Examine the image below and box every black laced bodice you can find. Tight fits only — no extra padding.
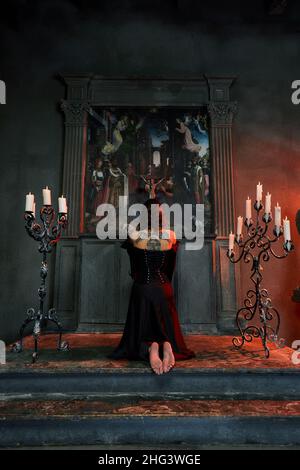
[121,238,179,285]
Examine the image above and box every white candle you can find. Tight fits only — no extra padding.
[265,192,271,214]
[42,186,51,206]
[237,216,243,236]
[229,231,235,250]
[275,202,281,227]
[283,217,291,242]
[246,197,252,220]
[25,192,34,212]
[256,182,263,202]
[58,195,67,213]
[32,202,36,217]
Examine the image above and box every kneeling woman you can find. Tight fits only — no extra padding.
[108,198,195,374]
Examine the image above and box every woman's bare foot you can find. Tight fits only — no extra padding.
[163,341,175,373]
[149,342,163,375]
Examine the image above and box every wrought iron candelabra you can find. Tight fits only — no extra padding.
[12,204,69,362]
[227,201,294,358]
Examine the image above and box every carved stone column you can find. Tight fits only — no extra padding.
[59,74,91,237]
[208,101,237,236]
[206,77,238,331]
[60,100,88,237]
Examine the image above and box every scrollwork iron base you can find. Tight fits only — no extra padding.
[11,307,69,363]
[232,285,283,359]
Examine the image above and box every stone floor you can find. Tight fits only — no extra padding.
[4,332,298,371]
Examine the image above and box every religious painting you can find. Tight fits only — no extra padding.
[84,107,211,233]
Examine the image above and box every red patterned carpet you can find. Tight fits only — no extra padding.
[0,398,300,418]
[4,332,298,370]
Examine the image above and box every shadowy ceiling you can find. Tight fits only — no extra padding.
[0,0,299,31]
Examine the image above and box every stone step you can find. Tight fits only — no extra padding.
[1,367,300,400]
[1,397,300,447]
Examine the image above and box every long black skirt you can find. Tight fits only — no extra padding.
[107,280,196,362]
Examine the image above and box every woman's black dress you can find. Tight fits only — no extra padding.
[107,238,196,362]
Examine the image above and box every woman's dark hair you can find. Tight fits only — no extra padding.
[144,198,163,230]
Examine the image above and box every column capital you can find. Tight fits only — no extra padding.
[208,101,238,127]
[60,100,89,126]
